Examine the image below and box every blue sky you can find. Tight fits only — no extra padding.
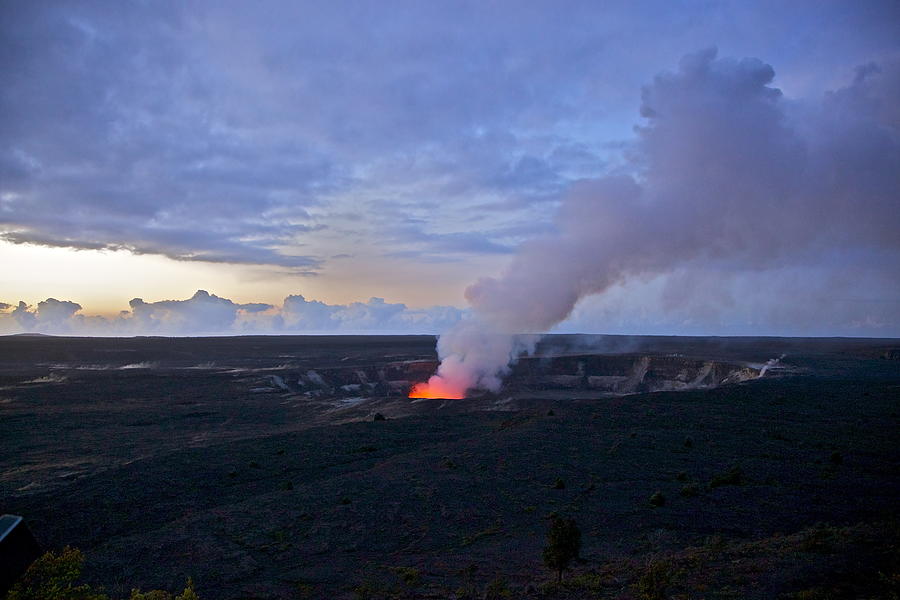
[1,1,898,336]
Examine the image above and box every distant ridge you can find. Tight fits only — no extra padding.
[4,333,54,337]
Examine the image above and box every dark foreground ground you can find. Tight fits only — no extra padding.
[1,334,899,599]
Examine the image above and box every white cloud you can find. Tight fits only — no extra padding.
[0,290,466,336]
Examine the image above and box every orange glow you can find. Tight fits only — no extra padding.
[408,377,466,399]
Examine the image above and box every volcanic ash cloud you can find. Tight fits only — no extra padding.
[415,48,900,398]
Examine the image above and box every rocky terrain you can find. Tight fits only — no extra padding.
[1,334,899,598]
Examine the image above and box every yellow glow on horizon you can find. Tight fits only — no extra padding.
[0,241,489,316]
[0,241,257,316]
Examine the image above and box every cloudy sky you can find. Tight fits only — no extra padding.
[1,1,898,336]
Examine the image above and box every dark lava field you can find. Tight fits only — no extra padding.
[1,334,899,599]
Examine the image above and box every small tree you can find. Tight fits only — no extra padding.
[542,516,581,583]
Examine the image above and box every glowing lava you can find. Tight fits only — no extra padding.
[408,376,466,399]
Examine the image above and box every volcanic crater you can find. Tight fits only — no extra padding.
[1,334,898,599]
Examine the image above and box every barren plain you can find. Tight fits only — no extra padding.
[1,334,899,599]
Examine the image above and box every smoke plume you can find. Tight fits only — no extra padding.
[417,49,900,398]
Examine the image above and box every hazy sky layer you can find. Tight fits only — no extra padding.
[1,1,898,335]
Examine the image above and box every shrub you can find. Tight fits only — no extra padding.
[877,569,900,599]
[352,580,388,600]
[484,576,513,599]
[131,579,198,600]
[633,557,675,600]
[542,516,581,583]
[6,547,200,600]
[552,478,566,490]
[791,587,838,599]
[129,592,170,600]
[680,483,700,498]
[390,566,420,587]
[649,491,666,507]
[5,547,107,600]
[455,564,479,599]
[372,412,386,421]
[709,465,743,488]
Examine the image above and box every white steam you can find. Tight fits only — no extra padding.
[758,354,786,378]
[427,49,900,396]
[428,321,538,393]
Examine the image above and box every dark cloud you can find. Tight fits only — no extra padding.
[0,2,337,267]
[4,2,896,269]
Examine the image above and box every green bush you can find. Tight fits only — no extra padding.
[5,547,107,600]
[128,592,169,600]
[130,579,198,600]
[4,547,200,600]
